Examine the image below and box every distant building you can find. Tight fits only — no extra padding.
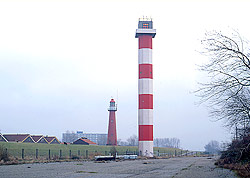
[62,131,107,145]
[80,133,107,145]
[72,137,96,145]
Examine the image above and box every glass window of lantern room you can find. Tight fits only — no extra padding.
[143,23,149,29]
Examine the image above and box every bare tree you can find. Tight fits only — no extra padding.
[197,30,250,129]
[117,139,129,146]
[204,140,221,154]
[154,138,180,148]
[127,135,138,146]
[62,130,78,143]
[210,88,250,129]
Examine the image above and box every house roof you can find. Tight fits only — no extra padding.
[31,135,43,142]
[1,134,59,144]
[75,137,96,145]
[0,133,8,142]
[37,137,49,144]
[3,134,30,142]
[44,136,60,144]
[44,136,54,142]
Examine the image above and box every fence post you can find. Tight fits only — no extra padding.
[78,150,80,157]
[5,148,7,156]
[36,149,38,159]
[105,151,107,156]
[48,149,51,160]
[59,150,62,159]
[69,150,71,158]
[181,150,182,156]
[22,149,24,159]
[86,150,88,159]
[4,148,7,159]
[175,150,177,157]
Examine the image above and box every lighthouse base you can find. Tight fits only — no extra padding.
[139,141,154,157]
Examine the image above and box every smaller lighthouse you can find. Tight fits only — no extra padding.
[107,99,117,145]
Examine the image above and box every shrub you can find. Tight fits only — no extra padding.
[0,145,9,162]
[218,135,250,165]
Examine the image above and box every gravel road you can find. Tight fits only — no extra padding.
[0,157,237,178]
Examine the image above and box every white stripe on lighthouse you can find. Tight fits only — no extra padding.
[139,48,152,64]
[138,141,154,157]
[139,109,153,125]
[138,79,153,94]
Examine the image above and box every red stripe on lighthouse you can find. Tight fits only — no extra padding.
[139,125,153,141]
[139,35,152,49]
[139,94,153,109]
[139,64,153,79]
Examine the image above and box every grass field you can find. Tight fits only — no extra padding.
[0,142,183,159]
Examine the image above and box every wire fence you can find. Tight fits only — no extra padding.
[2,148,193,160]
[3,148,139,160]
[5,148,198,160]
[0,142,198,161]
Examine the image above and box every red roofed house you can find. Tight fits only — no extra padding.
[0,133,7,142]
[73,137,96,145]
[44,136,60,144]
[31,135,49,144]
[3,134,35,143]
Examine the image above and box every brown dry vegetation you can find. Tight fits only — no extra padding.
[216,135,250,177]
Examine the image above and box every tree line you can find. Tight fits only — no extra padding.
[118,135,180,148]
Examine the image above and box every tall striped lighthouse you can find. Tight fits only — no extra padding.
[135,18,156,157]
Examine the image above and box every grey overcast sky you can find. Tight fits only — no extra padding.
[1,0,250,151]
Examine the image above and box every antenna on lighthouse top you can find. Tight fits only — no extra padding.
[139,16,152,22]
[116,89,119,106]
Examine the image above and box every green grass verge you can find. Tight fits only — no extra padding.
[0,142,182,159]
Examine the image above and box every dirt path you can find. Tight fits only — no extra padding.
[0,157,237,178]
